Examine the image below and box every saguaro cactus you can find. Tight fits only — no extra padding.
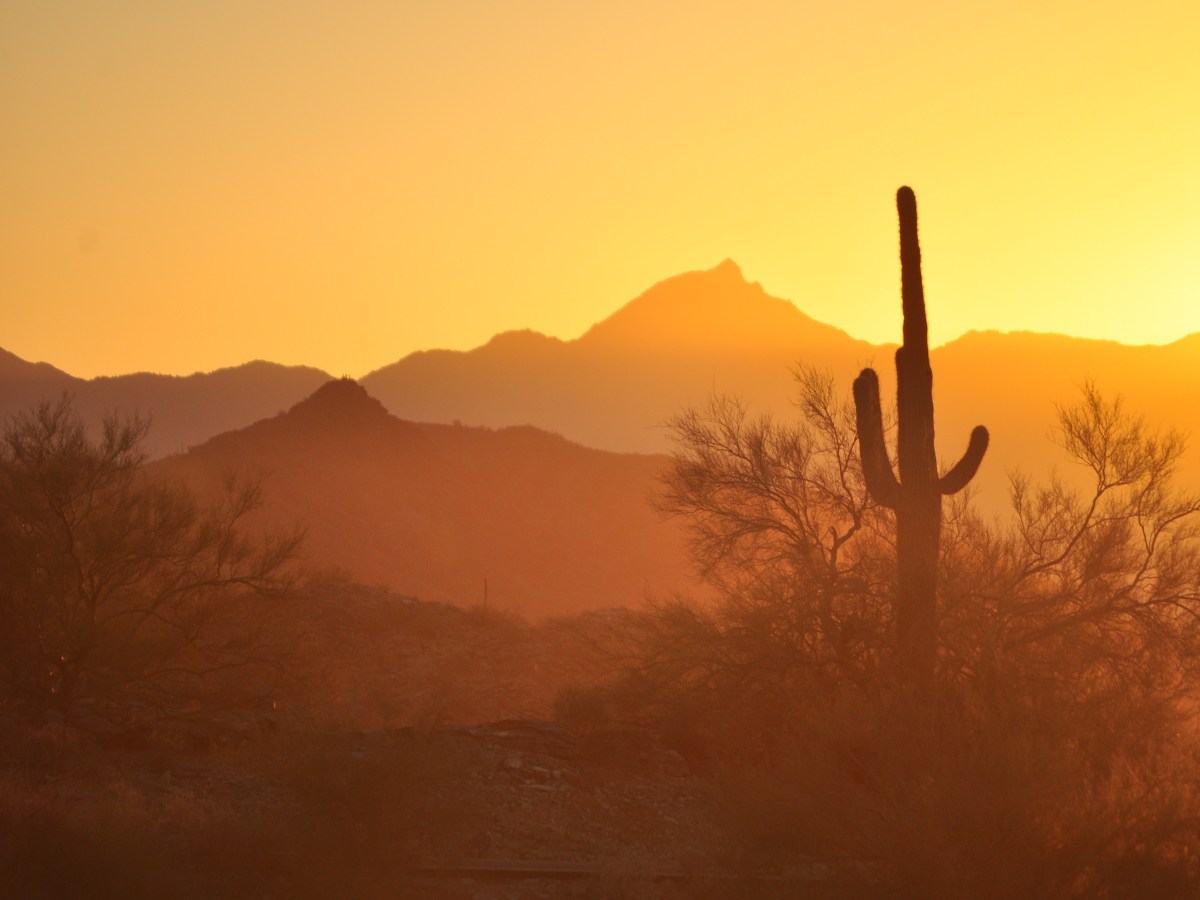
[853,186,989,682]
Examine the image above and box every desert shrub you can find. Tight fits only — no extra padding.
[0,396,302,724]
[610,373,1200,896]
[655,369,896,688]
[705,679,1200,898]
[553,682,615,735]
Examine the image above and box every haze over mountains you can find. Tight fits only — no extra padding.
[358,261,1200,513]
[0,348,329,458]
[360,259,881,455]
[4,259,1198,517]
[157,379,698,616]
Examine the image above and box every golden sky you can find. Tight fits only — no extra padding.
[3,1,1198,378]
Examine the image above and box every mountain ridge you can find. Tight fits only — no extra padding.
[159,379,696,617]
[0,354,333,458]
[5,259,1198,521]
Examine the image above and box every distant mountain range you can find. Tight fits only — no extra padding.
[357,260,1200,514]
[359,259,882,455]
[156,379,698,616]
[0,348,329,458]
[4,259,1198,516]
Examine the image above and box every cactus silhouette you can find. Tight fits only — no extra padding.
[853,186,989,682]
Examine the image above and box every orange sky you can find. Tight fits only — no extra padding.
[3,1,1198,378]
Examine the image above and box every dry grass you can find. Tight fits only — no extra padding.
[0,719,468,899]
[662,683,1200,899]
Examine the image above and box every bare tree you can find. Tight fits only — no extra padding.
[653,366,895,689]
[940,381,1200,719]
[0,397,302,718]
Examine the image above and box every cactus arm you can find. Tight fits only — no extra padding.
[852,367,901,509]
[938,426,990,495]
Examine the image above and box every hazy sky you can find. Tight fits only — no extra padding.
[3,1,1198,377]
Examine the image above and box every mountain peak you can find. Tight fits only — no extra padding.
[287,378,389,423]
[482,328,565,352]
[576,259,840,352]
[711,257,744,278]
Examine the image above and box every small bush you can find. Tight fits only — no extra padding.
[553,683,614,734]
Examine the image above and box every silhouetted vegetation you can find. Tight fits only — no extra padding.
[587,371,1200,896]
[653,367,893,694]
[0,396,301,726]
[853,186,989,682]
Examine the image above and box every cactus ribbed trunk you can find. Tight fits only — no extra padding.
[853,187,989,684]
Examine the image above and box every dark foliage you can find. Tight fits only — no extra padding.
[0,396,302,721]
[602,374,1200,896]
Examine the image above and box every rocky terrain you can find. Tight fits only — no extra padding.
[0,582,759,899]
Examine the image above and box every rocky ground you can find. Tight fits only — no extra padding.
[400,720,725,899]
[0,583,763,899]
[2,716,734,899]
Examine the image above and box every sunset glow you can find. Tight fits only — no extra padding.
[3,1,1198,377]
